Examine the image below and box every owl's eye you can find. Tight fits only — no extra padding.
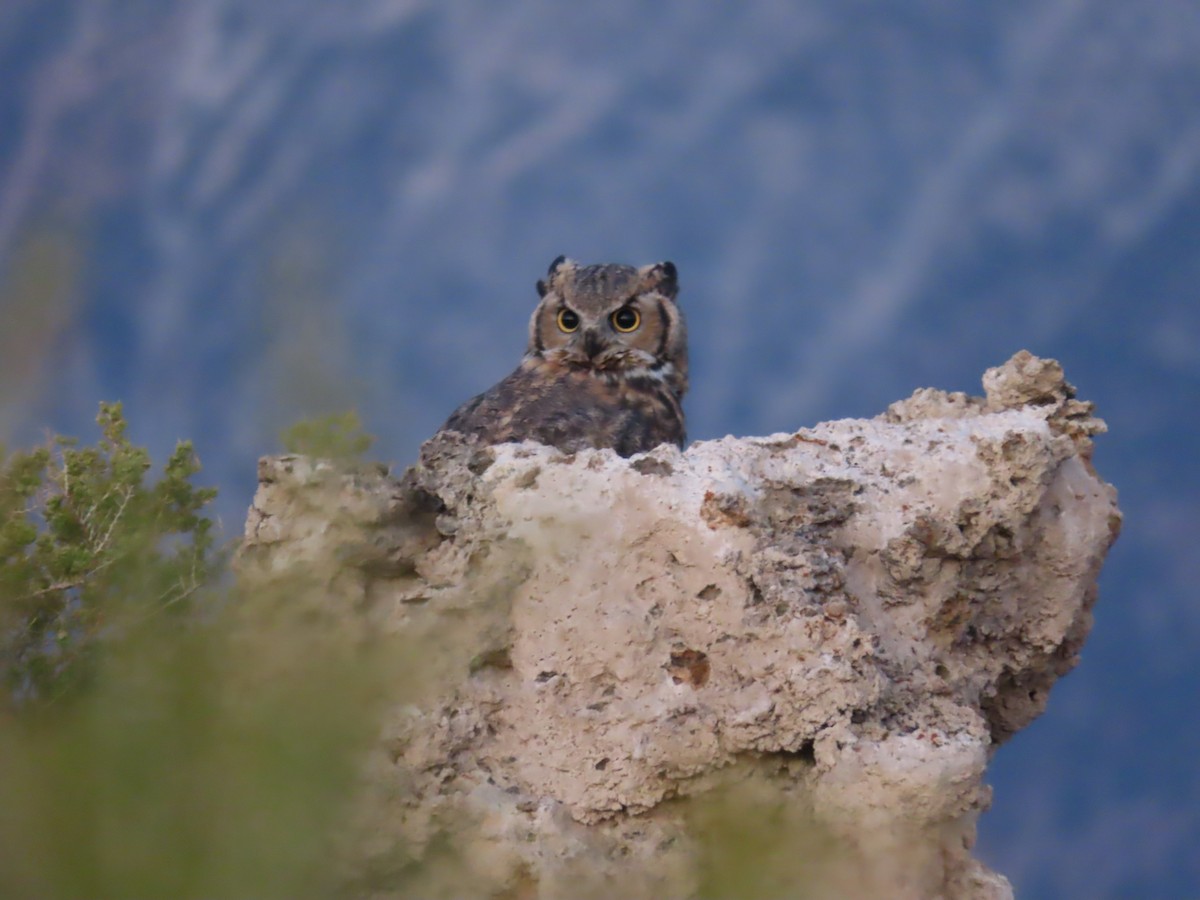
[611,306,641,333]
[557,308,581,333]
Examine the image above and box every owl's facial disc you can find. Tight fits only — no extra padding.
[528,260,681,382]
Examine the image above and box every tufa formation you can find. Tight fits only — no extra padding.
[238,351,1121,899]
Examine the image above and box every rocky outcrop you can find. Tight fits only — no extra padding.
[238,351,1121,899]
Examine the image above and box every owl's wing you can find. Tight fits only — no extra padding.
[438,364,541,445]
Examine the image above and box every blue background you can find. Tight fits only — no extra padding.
[1,3,1197,895]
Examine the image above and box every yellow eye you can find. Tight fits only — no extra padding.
[611,306,640,333]
[557,308,581,332]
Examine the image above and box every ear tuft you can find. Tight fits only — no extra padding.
[644,260,679,300]
[536,279,548,297]
[547,255,568,276]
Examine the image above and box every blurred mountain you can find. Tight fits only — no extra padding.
[1,1,1197,895]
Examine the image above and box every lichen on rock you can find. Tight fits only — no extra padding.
[238,351,1121,899]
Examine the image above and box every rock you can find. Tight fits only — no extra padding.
[238,351,1121,899]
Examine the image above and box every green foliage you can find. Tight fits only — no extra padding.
[0,404,396,898]
[280,410,374,461]
[0,600,388,900]
[0,402,218,705]
[690,779,862,900]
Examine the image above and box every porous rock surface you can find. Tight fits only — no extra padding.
[238,351,1121,899]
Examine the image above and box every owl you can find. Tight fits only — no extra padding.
[437,256,687,457]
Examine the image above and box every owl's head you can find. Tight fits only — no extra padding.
[527,256,688,394]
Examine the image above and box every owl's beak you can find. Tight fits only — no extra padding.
[581,329,604,361]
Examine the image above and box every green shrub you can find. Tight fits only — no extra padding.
[0,404,393,899]
[0,402,218,706]
[281,410,374,461]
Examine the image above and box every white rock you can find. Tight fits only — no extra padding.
[239,351,1120,899]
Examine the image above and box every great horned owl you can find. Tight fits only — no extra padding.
[438,256,687,457]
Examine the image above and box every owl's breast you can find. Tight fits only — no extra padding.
[439,357,685,457]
